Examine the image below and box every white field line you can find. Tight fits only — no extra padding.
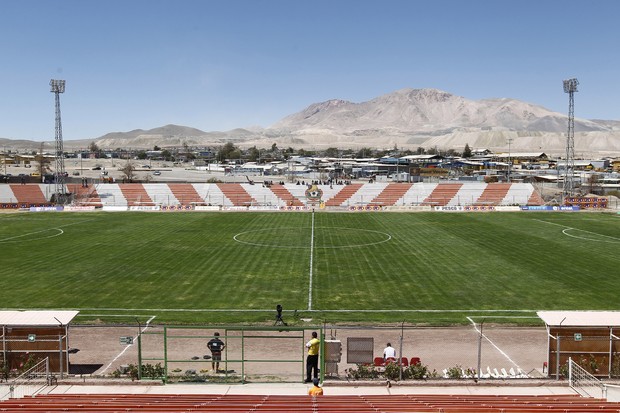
[535,219,620,243]
[99,316,156,375]
[30,307,538,313]
[0,218,96,243]
[0,228,63,242]
[467,316,521,370]
[308,211,315,311]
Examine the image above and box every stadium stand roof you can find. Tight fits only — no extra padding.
[0,310,79,326]
[537,310,620,327]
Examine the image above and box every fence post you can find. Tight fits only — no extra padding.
[398,322,404,381]
[556,335,561,380]
[568,356,572,386]
[58,335,63,379]
[477,320,485,379]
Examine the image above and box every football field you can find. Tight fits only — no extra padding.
[1,211,618,324]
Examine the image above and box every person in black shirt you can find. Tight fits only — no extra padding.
[207,332,225,372]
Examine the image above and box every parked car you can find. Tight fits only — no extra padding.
[153,171,161,176]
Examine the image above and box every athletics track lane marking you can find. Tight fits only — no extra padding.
[99,315,156,375]
[467,316,522,371]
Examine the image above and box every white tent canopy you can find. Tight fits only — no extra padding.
[0,310,79,326]
[537,311,620,327]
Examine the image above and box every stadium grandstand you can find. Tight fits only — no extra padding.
[0,182,543,209]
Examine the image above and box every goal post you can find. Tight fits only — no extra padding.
[137,325,325,383]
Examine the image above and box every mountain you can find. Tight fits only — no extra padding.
[3,89,620,156]
[67,124,259,150]
[261,88,620,155]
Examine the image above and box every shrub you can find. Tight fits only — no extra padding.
[345,364,380,380]
[112,363,164,380]
[446,365,464,379]
[383,362,402,381]
[611,353,620,378]
[405,362,430,380]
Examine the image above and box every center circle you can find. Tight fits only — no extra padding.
[233,226,391,249]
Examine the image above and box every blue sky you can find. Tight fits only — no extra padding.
[1,0,619,141]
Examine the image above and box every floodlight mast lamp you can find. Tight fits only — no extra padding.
[562,78,578,205]
[50,79,67,202]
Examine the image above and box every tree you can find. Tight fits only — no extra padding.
[34,144,51,177]
[120,161,136,183]
[324,147,340,158]
[218,142,239,162]
[463,143,472,158]
[356,147,373,158]
[136,151,148,160]
[153,145,161,151]
[89,141,99,153]
[585,174,601,195]
[181,142,195,161]
[247,146,260,162]
[161,149,173,161]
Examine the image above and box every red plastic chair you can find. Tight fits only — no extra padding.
[410,357,421,366]
[374,357,385,367]
[401,357,409,367]
[385,357,396,364]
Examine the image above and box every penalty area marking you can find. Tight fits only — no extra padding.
[0,228,63,243]
[0,218,97,244]
[535,219,620,243]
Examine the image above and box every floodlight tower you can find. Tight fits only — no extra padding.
[50,79,67,203]
[562,78,578,205]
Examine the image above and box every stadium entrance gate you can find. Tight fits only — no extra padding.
[137,325,324,383]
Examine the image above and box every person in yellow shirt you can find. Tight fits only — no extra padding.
[305,331,320,383]
[308,378,323,396]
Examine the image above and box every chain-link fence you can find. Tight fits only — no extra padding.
[63,323,548,384]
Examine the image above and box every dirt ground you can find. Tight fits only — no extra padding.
[65,324,549,382]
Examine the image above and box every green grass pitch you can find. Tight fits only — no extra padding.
[1,211,619,325]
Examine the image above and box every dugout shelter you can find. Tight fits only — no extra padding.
[0,310,79,375]
[538,311,620,378]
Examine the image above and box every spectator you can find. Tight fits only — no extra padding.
[207,332,225,372]
[308,378,323,396]
[383,342,396,362]
[305,331,320,383]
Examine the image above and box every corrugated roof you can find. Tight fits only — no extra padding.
[537,311,620,327]
[0,310,79,326]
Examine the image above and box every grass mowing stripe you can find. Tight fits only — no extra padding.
[1,211,619,324]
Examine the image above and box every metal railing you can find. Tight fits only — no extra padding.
[0,357,51,400]
[569,356,605,398]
